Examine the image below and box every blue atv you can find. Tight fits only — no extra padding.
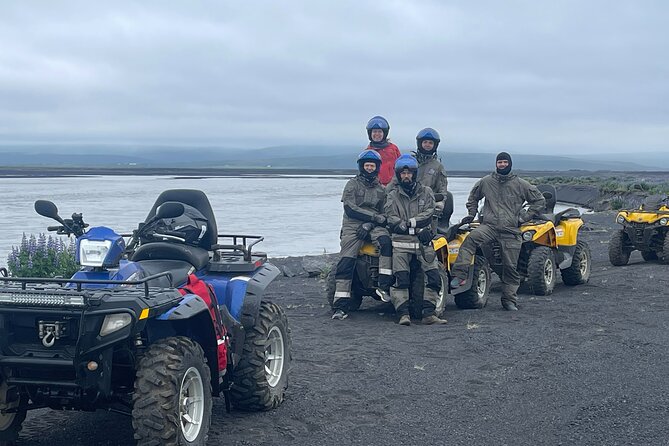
[0,189,290,446]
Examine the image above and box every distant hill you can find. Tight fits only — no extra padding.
[0,144,665,171]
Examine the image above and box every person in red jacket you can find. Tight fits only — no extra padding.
[366,116,401,186]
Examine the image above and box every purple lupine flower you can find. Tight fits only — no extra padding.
[20,233,28,250]
[47,236,56,251]
[28,235,37,257]
[37,233,47,254]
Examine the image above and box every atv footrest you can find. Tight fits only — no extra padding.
[0,356,73,368]
[6,377,79,388]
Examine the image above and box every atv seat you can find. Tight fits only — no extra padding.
[144,189,218,250]
[132,242,210,271]
[552,208,580,225]
[133,259,194,288]
[537,185,557,214]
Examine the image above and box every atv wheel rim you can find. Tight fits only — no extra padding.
[265,326,285,388]
[179,367,205,442]
[544,259,554,286]
[476,269,488,298]
[579,251,589,277]
[0,381,18,430]
[435,276,446,314]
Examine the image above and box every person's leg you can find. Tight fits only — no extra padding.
[390,249,411,325]
[499,231,522,310]
[418,245,447,324]
[371,227,393,296]
[332,233,363,318]
[450,224,497,284]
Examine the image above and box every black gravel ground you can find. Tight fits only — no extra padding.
[14,212,669,446]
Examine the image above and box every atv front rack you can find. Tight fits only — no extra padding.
[209,234,268,272]
[0,271,174,299]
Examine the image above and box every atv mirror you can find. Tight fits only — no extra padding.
[155,202,185,220]
[34,200,61,220]
[542,192,553,200]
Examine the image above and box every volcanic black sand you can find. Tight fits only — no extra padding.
[14,211,669,445]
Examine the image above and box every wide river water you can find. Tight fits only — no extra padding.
[0,175,583,261]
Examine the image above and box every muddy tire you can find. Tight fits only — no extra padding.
[454,256,491,309]
[561,240,592,286]
[132,336,212,446]
[608,229,631,266]
[0,379,26,445]
[661,232,669,264]
[230,301,291,411]
[641,250,658,261]
[526,246,557,295]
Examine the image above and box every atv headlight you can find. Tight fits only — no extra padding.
[616,215,626,225]
[660,218,668,226]
[522,230,535,241]
[100,313,132,336]
[79,239,112,267]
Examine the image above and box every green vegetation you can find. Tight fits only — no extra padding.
[526,175,669,195]
[7,233,77,278]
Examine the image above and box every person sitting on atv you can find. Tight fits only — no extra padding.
[387,127,449,224]
[384,155,448,326]
[366,115,402,186]
[332,150,393,320]
[450,152,545,311]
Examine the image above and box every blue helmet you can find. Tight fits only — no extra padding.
[357,149,381,180]
[366,115,390,142]
[416,127,441,152]
[394,154,419,188]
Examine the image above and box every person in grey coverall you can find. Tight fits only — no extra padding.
[450,152,545,311]
[386,127,449,227]
[385,154,448,326]
[332,150,393,320]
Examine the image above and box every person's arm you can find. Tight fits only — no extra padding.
[384,192,408,234]
[465,179,484,217]
[410,188,436,229]
[342,181,377,222]
[524,182,546,218]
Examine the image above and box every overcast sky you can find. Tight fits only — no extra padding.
[0,1,667,154]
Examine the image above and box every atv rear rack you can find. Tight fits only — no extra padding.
[209,234,268,272]
[0,271,174,298]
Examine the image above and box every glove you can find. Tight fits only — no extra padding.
[356,222,374,240]
[393,221,409,235]
[373,214,387,225]
[418,228,434,245]
[518,210,531,225]
[461,215,475,225]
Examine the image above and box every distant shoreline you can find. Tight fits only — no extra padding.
[1,166,669,179]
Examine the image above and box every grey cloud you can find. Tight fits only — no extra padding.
[0,0,667,153]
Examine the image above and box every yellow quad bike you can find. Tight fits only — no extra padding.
[609,195,669,265]
[325,192,490,317]
[482,185,592,295]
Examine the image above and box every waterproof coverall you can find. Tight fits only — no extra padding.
[384,183,442,318]
[451,172,545,305]
[333,175,392,311]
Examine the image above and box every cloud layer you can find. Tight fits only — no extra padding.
[0,1,667,153]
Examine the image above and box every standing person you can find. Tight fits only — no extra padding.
[366,115,401,186]
[387,127,449,220]
[450,152,545,311]
[385,155,448,326]
[332,150,393,320]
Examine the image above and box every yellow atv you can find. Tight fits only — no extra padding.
[482,185,592,295]
[609,195,669,265]
[434,221,492,309]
